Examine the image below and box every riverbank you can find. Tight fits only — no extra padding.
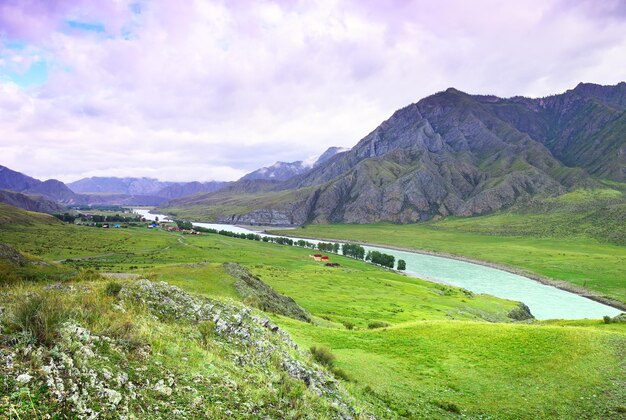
[267,229,626,313]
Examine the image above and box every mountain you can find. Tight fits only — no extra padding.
[239,147,350,182]
[155,181,230,199]
[0,190,64,214]
[25,179,80,204]
[0,166,80,204]
[0,165,40,192]
[479,82,626,181]
[69,177,230,200]
[161,82,625,225]
[0,167,170,207]
[68,177,174,195]
[241,161,310,182]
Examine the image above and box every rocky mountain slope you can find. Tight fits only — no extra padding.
[155,180,230,199]
[0,190,64,214]
[161,82,625,225]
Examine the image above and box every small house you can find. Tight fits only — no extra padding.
[321,256,329,261]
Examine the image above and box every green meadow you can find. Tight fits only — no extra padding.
[1,204,625,418]
[271,214,626,305]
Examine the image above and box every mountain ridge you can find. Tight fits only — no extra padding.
[161,82,625,225]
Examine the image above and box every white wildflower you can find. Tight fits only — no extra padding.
[16,373,33,384]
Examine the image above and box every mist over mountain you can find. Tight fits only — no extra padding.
[162,82,626,225]
[239,147,350,182]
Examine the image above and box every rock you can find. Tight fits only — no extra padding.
[508,303,534,321]
[154,380,173,396]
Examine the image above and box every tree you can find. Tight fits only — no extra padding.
[370,251,395,268]
[397,259,406,271]
[341,243,365,259]
[175,220,193,230]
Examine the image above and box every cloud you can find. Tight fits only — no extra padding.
[0,0,624,182]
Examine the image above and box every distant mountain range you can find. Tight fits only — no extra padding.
[0,167,228,211]
[0,147,347,213]
[161,82,626,225]
[68,176,230,199]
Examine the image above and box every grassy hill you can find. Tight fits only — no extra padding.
[0,202,62,225]
[1,204,625,417]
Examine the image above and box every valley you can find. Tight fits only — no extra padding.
[3,3,625,418]
[1,204,624,418]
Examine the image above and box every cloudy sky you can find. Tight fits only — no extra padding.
[1,0,625,182]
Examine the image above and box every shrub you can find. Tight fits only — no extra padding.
[435,401,461,414]
[332,367,352,381]
[310,345,336,368]
[105,281,123,297]
[397,259,406,271]
[74,268,103,282]
[11,293,68,346]
[603,315,612,324]
[367,321,390,329]
[198,321,216,345]
[342,321,355,330]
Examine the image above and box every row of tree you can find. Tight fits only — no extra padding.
[318,242,340,253]
[54,213,144,223]
[88,214,142,223]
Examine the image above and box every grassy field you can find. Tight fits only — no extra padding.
[278,316,626,418]
[1,203,625,418]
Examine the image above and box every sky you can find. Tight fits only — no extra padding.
[0,0,625,182]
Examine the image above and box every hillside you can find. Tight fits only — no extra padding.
[161,82,625,225]
[0,202,62,225]
[0,190,64,214]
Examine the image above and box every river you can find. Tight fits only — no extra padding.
[133,209,623,320]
